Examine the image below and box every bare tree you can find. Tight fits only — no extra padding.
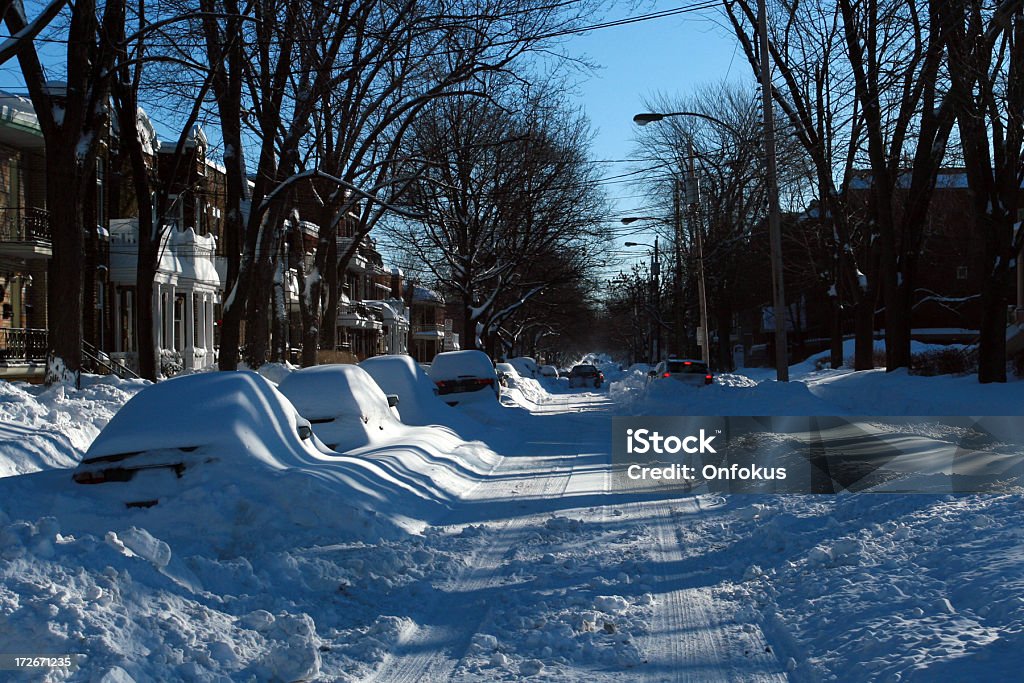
[110,1,224,381]
[0,1,67,65]
[632,86,777,369]
[291,0,606,366]
[5,0,127,385]
[943,0,1024,382]
[385,81,610,352]
[725,0,871,369]
[725,0,959,372]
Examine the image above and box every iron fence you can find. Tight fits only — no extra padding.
[0,327,47,363]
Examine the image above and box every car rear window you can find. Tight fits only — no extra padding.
[667,361,708,374]
[571,365,597,374]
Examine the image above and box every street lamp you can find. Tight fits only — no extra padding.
[624,239,661,363]
[623,213,709,365]
[633,108,789,381]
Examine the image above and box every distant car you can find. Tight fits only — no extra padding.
[508,356,540,379]
[539,364,559,378]
[429,350,500,405]
[650,358,714,386]
[71,372,325,505]
[568,364,604,388]
[277,364,401,451]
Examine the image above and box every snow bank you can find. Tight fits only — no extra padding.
[0,368,508,679]
[611,339,1024,417]
[718,492,1024,681]
[0,375,147,477]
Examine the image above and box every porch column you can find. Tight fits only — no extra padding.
[164,283,176,351]
[184,291,195,369]
[196,291,207,351]
[206,294,215,354]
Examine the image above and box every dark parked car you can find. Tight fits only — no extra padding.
[568,364,604,388]
[650,358,714,385]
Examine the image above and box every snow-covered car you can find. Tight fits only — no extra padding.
[72,371,324,504]
[568,364,604,388]
[508,356,540,379]
[429,350,500,405]
[495,362,521,388]
[277,364,401,450]
[539,364,559,378]
[360,354,458,426]
[650,358,714,386]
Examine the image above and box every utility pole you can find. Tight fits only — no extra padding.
[758,0,789,381]
[672,182,685,357]
[687,142,710,365]
[652,236,660,362]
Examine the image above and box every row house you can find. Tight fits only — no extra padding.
[290,183,410,361]
[107,115,225,374]
[0,94,53,380]
[406,283,452,362]
[0,94,226,379]
[0,91,413,378]
[337,235,408,359]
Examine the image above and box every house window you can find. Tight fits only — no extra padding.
[957,266,968,280]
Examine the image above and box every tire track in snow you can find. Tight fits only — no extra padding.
[635,494,789,682]
[365,394,604,682]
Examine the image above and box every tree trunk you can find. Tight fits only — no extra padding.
[243,220,281,368]
[271,252,287,364]
[830,297,844,369]
[323,234,339,352]
[978,210,1012,383]
[854,295,876,370]
[44,169,85,385]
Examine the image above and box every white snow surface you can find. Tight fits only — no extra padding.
[0,347,1022,681]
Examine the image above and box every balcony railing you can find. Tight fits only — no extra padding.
[0,207,51,243]
[0,327,47,363]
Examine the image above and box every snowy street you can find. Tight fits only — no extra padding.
[366,390,787,682]
[1,357,1023,681]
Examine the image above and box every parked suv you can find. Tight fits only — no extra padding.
[650,359,713,385]
[568,364,604,388]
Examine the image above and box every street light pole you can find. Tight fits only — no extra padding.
[685,142,711,365]
[624,239,661,363]
[633,95,789,380]
[653,236,660,362]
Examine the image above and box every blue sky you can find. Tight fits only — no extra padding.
[560,2,754,273]
[0,1,751,278]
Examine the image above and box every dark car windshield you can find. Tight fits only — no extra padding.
[570,365,598,375]
[667,361,708,374]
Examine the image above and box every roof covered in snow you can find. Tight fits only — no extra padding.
[410,285,445,305]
